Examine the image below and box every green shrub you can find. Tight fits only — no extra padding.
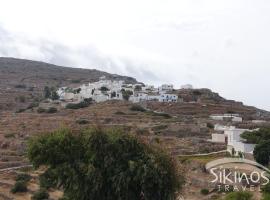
[46,107,57,113]
[207,123,214,129]
[31,189,49,200]
[263,183,270,193]
[15,84,27,89]
[114,111,126,115]
[66,101,90,109]
[27,102,39,109]
[16,174,31,182]
[224,191,253,200]
[76,118,89,125]
[16,108,26,113]
[121,89,133,100]
[200,188,209,195]
[11,180,28,193]
[27,128,184,200]
[150,111,172,118]
[37,107,46,113]
[262,193,270,200]
[130,104,146,112]
[18,95,26,103]
[4,133,16,138]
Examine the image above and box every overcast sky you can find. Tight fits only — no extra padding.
[0,0,269,110]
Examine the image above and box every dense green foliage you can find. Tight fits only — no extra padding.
[241,128,270,166]
[121,89,133,101]
[10,173,32,193]
[31,188,49,200]
[130,104,146,112]
[37,107,57,114]
[27,128,183,200]
[200,188,209,195]
[43,86,59,100]
[11,180,28,193]
[224,191,253,200]
[253,140,270,166]
[65,100,91,109]
[241,128,270,144]
[16,174,32,182]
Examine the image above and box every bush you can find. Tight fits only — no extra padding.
[27,128,184,200]
[262,182,270,194]
[76,118,89,125]
[207,123,214,129]
[254,140,270,166]
[121,89,133,101]
[37,107,46,113]
[224,191,253,200]
[16,174,32,182]
[46,107,57,113]
[15,84,27,89]
[31,189,49,200]
[4,133,16,138]
[11,180,28,193]
[27,102,39,110]
[130,104,146,112]
[149,111,172,118]
[66,101,90,109]
[18,95,26,103]
[200,188,209,195]
[114,111,126,115]
[262,193,270,200]
[16,108,26,113]
[39,170,57,189]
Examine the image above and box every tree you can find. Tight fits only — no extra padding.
[121,89,133,101]
[44,86,51,99]
[27,128,183,200]
[51,91,59,100]
[241,128,270,144]
[253,140,270,166]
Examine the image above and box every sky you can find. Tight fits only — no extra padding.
[0,0,269,110]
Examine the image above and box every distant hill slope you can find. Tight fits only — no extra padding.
[0,57,137,111]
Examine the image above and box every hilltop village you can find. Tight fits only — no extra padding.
[56,76,190,103]
[55,76,267,159]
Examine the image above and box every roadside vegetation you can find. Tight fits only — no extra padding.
[241,128,270,166]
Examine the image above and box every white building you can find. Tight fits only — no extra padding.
[158,84,174,92]
[210,126,256,155]
[211,133,226,143]
[181,84,193,89]
[159,94,178,102]
[210,114,242,122]
[129,92,148,103]
[58,77,179,104]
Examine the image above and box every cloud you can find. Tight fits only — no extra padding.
[0,25,162,84]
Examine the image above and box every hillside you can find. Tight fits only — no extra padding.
[0,57,138,111]
[0,58,270,199]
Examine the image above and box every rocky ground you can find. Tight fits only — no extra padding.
[1,57,269,199]
[0,100,269,199]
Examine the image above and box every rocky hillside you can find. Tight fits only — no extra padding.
[0,57,138,111]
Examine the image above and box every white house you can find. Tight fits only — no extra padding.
[158,84,174,92]
[210,126,256,155]
[225,127,255,155]
[58,77,180,104]
[210,114,242,122]
[159,94,178,102]
[214,124,235,131]
[129,92,148,103]
[181,84,193,89]
[211,133,226,143]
